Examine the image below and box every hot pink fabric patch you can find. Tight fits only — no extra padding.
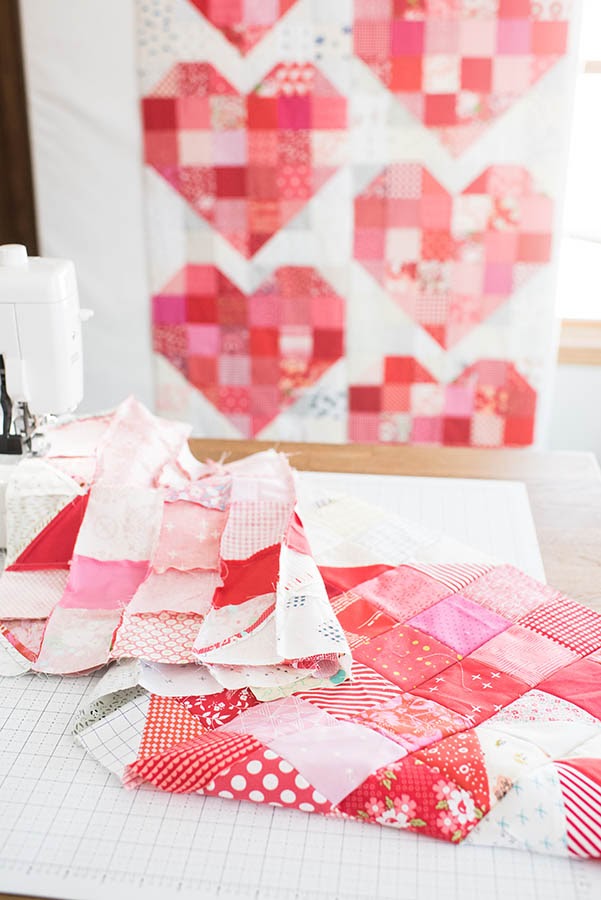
[59,556,149,610]
[408,594,510,657]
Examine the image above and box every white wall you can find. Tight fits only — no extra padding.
[19,0,152,414]
[548,365,601,456]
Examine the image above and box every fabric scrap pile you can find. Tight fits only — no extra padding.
[1,398,600,860]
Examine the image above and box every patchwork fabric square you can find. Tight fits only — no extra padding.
[142,63,347,256]
[349,357,537,447]
[153,265,345,437]
[353,2,569,154]
[472,625,579,687]
[2,399,601,860]
[352,621,462,690]
[408,593,510,656]
[354,165,553,348]
[189,0,298,55]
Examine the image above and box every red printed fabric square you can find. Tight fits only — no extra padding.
[153,265,345,437]
[339,755,484,844]
[472,625,579,687]
[125,730,262,792]
[352,622,462,691]
[143,64,347,256]
[351,565,449,622]
[411,658,529,726]
[176,688,259,729]
[354,693,470,753]
[139,695,207,759]
[201,744,332,813]
[414,729,490,819]
[518,597,601,656]
[354,166,552,348]
[353,4,569,154]
[189,1,298,55]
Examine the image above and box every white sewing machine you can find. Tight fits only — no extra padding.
[0,243,91,547]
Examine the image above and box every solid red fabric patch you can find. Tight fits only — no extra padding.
[319,564,394,594]
[7,493,89,571]
[213,544,281,608]
[331,592,398,647]
[538,658,601,720]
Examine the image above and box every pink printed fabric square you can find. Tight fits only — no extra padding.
[152,501,226,573]
[461,565,561,619]
[59,556,149,610]
[354,565,449,622]
[408,594,510,657]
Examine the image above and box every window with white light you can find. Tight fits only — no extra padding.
[557,0,601,321]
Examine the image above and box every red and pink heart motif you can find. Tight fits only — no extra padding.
[354,0,570,154]
[354,164,553,348]
[142,62,347,257]
[153,265,345,436]
[189,0,298,55]
[349,356,536,446]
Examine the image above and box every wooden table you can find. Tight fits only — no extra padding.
[191,440,601,612]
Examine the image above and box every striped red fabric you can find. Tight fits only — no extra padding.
[556,762,601,858]
[406,562,493,594]
[292,661,402,719]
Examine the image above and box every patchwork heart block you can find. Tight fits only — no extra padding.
[354,0,571,155]
[189,0,298,55]
[354,164,552,348]
[348,357,536,446]
[153,264,345,436]
[142,62,347,256]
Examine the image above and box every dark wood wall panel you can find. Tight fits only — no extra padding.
[0,1,38,253]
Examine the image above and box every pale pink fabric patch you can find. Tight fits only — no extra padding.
[34,606,121,674]
[472,625,580,687]
[59,555,149,610]
[128,569,220,615]
[408,593,510,656]
[270,720,404,805]
[0,569,68,619]
[111,610,204,663]
[224,696,336,744]
[152,501,226,573]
